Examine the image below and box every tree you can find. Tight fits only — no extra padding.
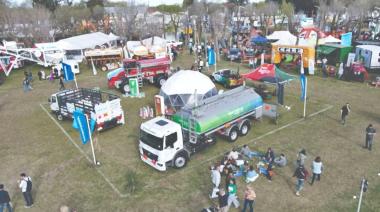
[156,4,183,41]
[182,0,193,9]
[32,0,62,13]
[280,0,295,31]
[53,5,91,38]
[111,2,140,40]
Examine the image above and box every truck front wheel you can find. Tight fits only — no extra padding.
[173,153,188,169]
[239,121,251,136]
[57,114,63,121]
[228,127,239,142]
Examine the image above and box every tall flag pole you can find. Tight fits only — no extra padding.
[300,53,307,118]
[85,114,97,165]
[73,110,98,165]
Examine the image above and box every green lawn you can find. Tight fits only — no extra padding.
[0,51,379,211]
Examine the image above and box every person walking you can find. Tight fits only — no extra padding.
[59,75,65,91]
[0,184,13,212]
[217,189,229,212]
[210,165,221,199]
[293,165,308,196]
[310,156,323,185]
[18,173,33,208]
[227,179,240,209]
[365,124,376,151]
[242,186,256,212]
[340,103,350,125]
[22,77,30,92]
[296,149,307,167]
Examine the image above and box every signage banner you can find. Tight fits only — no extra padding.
[341,32,352,46]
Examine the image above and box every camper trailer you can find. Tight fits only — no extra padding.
[355,45,380,70]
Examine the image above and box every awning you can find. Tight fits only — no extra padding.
[317,45,336,55]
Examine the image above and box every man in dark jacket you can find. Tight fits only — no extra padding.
[365,124,376,151]
[217,189,228,212]
[293,165,308,196]
[0,184,13,212]
[340,103,350,125]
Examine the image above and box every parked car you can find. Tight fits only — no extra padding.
[210,69,244,88]
[225,48,241,61]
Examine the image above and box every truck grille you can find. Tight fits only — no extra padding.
[142,148,158,161]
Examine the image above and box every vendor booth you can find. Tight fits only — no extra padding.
[272,45,316,74]
[242,63,296,104]
[159,70,218,112]
[317,44,353,65]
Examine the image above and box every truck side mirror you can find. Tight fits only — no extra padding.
[48,98,51,103]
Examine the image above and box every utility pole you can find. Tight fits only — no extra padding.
[357,177,368,212]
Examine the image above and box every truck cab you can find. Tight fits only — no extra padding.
[139,117,185,171]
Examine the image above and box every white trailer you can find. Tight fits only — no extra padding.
[355,45,380,70]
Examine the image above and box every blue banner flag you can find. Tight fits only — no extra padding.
[300,74,306,101]
[341,32,352,47]
[208,48,215,65]
[73,110,90,144]
[62,63,74,81]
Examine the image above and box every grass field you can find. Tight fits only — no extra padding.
[0,50,379,212]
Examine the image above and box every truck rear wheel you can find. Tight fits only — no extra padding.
[101,65,108,72]
[173,152,187,169]
[156,76,166,87]
[228,127,239,142]
[239,121,251,136]
[57,114,63,121]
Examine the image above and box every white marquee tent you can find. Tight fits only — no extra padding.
[318,35,341,45]
[56,32,117,51]
[160,70,217,110]
[267,31,297,45]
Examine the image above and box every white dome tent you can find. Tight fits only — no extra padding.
[160,70,217,111]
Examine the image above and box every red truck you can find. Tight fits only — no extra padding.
[107,57,171,93]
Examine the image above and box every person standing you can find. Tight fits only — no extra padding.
[217,189,229,212]
[365,124,376,151]
[338,62,344,79]
[18,173,33,208]
[242,186,256,212]
[293,165,308,196]
[0,184,13,212]
[37,70,43,81]
[210,165,221,199]
[22,77,30,93]
[59,75,65,91]
[227,179,239,209]
[310,156,323,185]
[322,56,328,78]
[296,149,307,167]
[340,103,351,125]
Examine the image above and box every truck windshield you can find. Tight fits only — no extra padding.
[140,130,164,150]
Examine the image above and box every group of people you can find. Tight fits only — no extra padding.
[23,68,66,93]
[0,173,33,211]
[208,145,292,212]
[207,144,330,211]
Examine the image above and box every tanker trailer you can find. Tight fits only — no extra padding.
[138,86,263,171]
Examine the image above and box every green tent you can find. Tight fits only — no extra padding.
[317,44,353,64]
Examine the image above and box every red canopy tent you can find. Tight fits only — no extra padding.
[242,64,296,84]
